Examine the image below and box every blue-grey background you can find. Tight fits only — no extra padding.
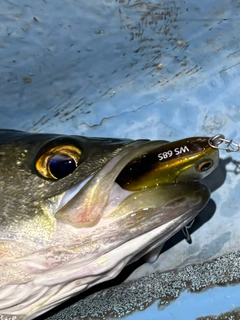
[1,0,240,319]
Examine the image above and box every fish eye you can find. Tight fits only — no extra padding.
[36,145,81,179]
[195,159,214,172]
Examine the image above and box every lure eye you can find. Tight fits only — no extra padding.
[36,145,81,179]
[195,159,214,172]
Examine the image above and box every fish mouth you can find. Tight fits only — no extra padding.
[55,139,169,227]
[56,137,217,228]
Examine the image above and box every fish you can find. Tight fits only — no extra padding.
[0,130,219,320]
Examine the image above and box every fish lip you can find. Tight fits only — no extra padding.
[57,174,93,212]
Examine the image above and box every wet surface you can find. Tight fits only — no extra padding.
[1,0,240,319]
[38,251,240,319]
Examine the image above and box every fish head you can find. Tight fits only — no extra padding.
[0,131,219,319]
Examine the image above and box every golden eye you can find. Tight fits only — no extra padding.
[195,159,213,172]
[36,145,81,179]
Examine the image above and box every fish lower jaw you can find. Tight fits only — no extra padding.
[0,212,193,320]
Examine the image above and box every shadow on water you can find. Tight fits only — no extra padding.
[37,159,229,320]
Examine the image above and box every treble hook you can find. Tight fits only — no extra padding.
[182,219,195,244]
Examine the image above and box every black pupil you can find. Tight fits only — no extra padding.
[200,161,212,172]
[49,154,77,179]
